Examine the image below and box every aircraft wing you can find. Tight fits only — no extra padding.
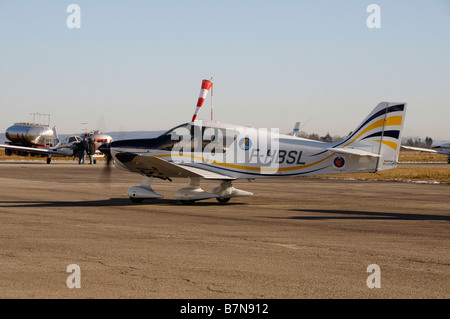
[401,145,449,155]
[0,144,72,156]
[326,148,382,157]
[114,153,235,180]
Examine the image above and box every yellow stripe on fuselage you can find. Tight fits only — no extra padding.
[211,153,335,172]
[155,152,335,173]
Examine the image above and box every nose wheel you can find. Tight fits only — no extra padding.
[128,176,163,203]
[216,197,230,204]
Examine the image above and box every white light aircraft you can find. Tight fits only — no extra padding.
[401,143,450,163]
[100,80,407,205]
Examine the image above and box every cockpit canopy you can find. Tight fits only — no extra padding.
[159,123,240,152]
[67,136,82,144]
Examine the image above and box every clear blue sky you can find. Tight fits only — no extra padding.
[1,0,449,140]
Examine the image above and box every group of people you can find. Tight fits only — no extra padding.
[76,137,96,165]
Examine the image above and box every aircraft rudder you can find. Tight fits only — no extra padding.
[52,126,60,147]
[333,102,407,171]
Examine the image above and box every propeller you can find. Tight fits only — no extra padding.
[98,142,113,182]
[96,122,127,183]
[98,143,112,162]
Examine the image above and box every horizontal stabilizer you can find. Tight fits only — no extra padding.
[401,146,437,153]
[326,148,381,157]
[401,145,449,155]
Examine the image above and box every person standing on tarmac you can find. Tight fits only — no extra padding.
[88,137,96,165]
[78,137,89,165]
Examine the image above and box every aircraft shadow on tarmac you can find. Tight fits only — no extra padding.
[267,209,450,222]
[0,198,244,208]
[0,201,447,220]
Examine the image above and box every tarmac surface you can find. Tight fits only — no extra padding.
[0,161,449,299]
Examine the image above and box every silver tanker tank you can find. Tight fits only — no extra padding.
[5,123,54,146]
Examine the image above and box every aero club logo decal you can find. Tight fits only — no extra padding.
[239,137,252,151]
[334,157,345,168]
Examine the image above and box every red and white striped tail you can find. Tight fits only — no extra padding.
[191,79,213,122]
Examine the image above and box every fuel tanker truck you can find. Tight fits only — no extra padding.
[3,122,56,156]
[5,122,54,147]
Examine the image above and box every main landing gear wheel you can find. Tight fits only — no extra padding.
[129,197,143,203]
[46,157,51,164]
[180,200,195,205]
[216,197,230,204]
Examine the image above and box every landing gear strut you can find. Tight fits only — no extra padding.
[175,178,253,205]
[175,177,218,204]
[211,180,253,203]
[128,176,163,203]
[126,177,253,205]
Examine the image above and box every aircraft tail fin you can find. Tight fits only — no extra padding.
[52,126,60,147]
[332,102,407,171]
[291,122,300,137]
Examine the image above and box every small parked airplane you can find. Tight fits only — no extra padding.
[401,143,450,163]
[100,80,407,204]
